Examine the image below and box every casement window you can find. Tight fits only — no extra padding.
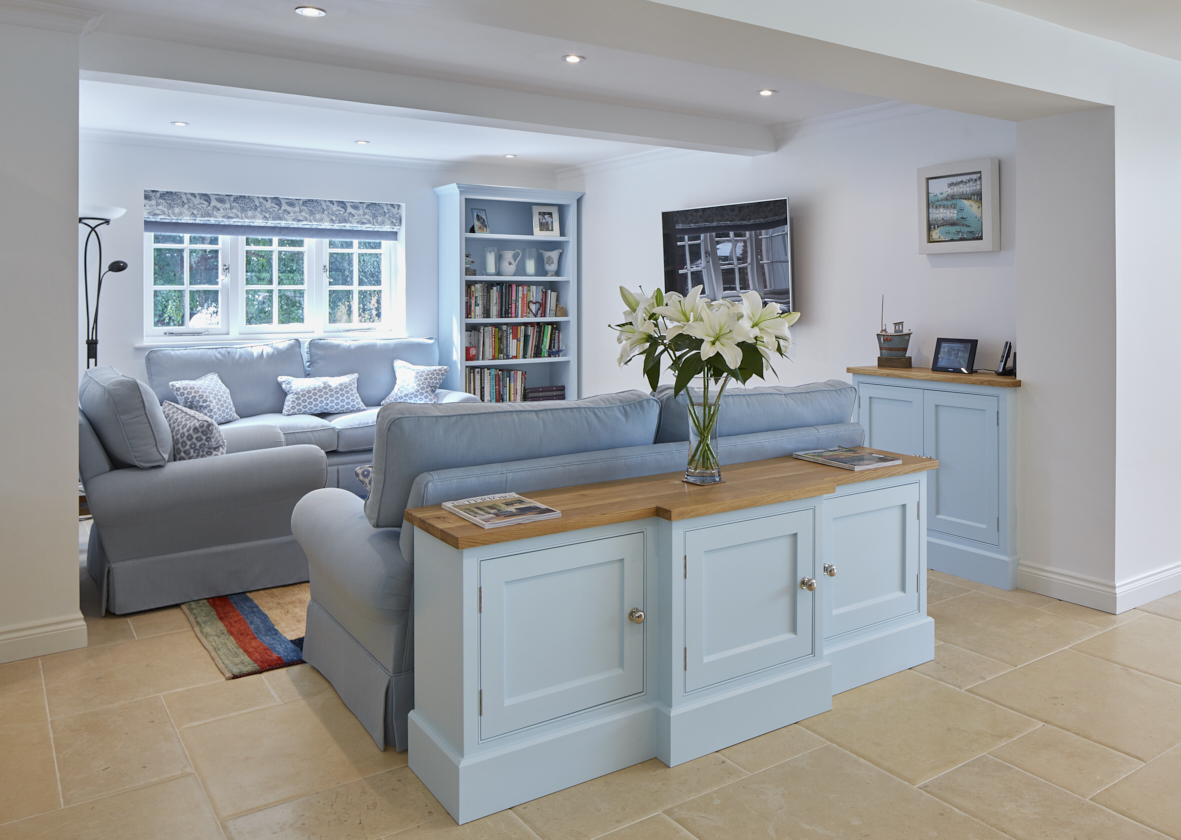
[675,229,791,303]
[142,190,403,341]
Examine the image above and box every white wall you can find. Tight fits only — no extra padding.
[0,20,87,662]
[562,106,1017,398]
[79,135,559,381]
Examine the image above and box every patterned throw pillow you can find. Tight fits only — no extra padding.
[355,464,374,495]
[162,401,227,461]
[381,360,449,405]
[169,372,240,424]
[278,373,367,416]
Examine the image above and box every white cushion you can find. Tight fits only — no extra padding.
[381,360,449,405]
[278,373,366,416]
[162,401,226,461]
[169,372,240,424]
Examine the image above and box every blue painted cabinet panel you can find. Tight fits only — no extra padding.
[923,391,999,545]
[859,384,924,457]
[478,532,645,739]
[684,510,815,692]
[823,483,920,639]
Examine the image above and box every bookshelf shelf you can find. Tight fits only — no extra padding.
[437,183,583,402]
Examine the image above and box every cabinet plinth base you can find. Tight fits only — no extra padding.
[825,615,934,695]
[928,535,1018,590]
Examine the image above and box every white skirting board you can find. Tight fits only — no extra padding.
[1019,559,1181,614]
[0,613,87,663]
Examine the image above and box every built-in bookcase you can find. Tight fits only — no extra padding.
[435,183,583,401]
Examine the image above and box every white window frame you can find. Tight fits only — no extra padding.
[143,233,231,338]
[237,236,313,336]
[321,238,397,334]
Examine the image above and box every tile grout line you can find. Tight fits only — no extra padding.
[260,674,283,705]
[38,657,64,811]
[720,740,829,776]
[162,700,229,840]
[1086,739,1181,802]
[1067,643,1181,690]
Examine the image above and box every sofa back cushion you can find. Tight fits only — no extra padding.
[144,340,306,418]
[78,366,173,468]
[654,380,857,443]
[307,338,440,407]
[365,390,660,528]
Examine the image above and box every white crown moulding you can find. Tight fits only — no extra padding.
[0,0,102,34]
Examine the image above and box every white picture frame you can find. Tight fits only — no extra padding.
[917,157,999,254]
[532,205,560,237]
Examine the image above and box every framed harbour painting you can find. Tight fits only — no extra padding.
[918,158,999,254]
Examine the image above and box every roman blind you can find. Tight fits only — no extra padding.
[143,190,402,241]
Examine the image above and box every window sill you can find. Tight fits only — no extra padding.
[134,330,406,349]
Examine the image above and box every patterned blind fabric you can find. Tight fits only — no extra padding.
[143,190,402,241]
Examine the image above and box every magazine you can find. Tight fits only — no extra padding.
[792,447,902,471]
[442,492,561,529]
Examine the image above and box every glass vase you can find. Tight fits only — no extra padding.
[685,397,723,485]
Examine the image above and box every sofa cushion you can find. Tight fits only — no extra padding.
[162,401,227,460]
[278,374,366,416]
[654,381,857,443]
[381,361,448,405]
[219,413,338,452]
[145,340,306,418]
[78,367,173,468]
[307,337,440,407]
[365,390,660,528]
[325,408,380,452]
[169,372,240,424]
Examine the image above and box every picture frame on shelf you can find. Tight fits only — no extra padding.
[532,205,560,236]
[472,208,490,234]
[931,337,979,373]
[917,157,999,254]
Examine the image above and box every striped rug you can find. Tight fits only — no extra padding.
[181,583,310,679]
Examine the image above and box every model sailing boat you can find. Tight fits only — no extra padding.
[876,296,913,368]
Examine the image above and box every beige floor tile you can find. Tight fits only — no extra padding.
[989,725,1143,798]
[667,744,1007,840]
[512,755,746,840]
[928,576,971,605]
[1041,600,1145,628]
[0,658,42,699]
[82,614,135,647]
[128,606,192,639]
[599,813,694,840]
[970,649,1181,762]
[384,811,540,839]
[1094,744,1181,839]
[0,689,61,825]
[225,766,441,840]
[0,774,223,840]
[719,724,826,774]
[797,670,1036,784]
[921,754,1162,840]
[912,642,1012,690]
[181,688,404,819]
[928,591,1100,666]
[41,631,223,718]
[929,570,1059,608]
[163,674,279,728]
[263,662,333,703]
[1074,614,1181,686]
[1139,590,1181,623]
[52,695,192,806]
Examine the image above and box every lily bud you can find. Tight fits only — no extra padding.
[620,286,640,313]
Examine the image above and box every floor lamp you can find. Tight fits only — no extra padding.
[79,205,127,369]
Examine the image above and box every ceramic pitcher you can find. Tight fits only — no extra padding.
[540,248,563,276]
[498,250,522,276]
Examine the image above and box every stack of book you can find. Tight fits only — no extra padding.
[465,324,563,361]
[466,283,559,319]
[466,368,526,402]
[525,385,565,402]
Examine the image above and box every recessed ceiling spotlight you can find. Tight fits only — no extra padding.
[504,154,517,158]
[354,140,370,145]
[563,54,585,63]
[758,89,777,97]
[171,121,188,127]
[295,6,326,16]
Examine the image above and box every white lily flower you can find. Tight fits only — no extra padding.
[684,305,751,369]
[738,290,797,352]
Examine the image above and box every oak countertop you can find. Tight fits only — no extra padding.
[847,366,1022,387]
[404,450,937,550]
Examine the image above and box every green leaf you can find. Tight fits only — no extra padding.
[643,341,662,373]
[673,353,703,396]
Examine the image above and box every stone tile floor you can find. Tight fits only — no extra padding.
[4,555,1181,839]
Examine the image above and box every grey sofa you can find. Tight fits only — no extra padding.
[143,337,478,496]
[291,381,861,750]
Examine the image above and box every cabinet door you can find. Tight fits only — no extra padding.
[824,483,921,639]
[685,510,814,693]
[479,532,645,739]
[859,384,924,456]
[924,391,999,545]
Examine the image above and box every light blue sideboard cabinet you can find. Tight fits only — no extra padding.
[849,367,1020,589]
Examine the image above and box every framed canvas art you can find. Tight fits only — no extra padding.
[918,158,999,254]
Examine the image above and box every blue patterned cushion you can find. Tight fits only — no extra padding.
[355,464,374,495]
[278,373,366,416]
[161,401,226,460]
[169,372,240,424]
[381,360,449,405]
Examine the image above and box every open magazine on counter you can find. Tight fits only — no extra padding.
[792,447,902,471]
[441,492,561,529]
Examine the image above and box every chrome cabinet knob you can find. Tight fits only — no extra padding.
[628,608,645,624]
[824,564,837,577]
[800,577,817,591]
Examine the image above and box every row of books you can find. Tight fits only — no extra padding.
[466,283,559,320]
[466,368,527,402]
[466,324,564,360]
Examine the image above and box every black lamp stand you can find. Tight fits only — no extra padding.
[79,216,126,369]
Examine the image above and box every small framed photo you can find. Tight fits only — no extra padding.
[931,337,979,374]
[471,208,490,234]
[532,205,560,237]
[918,158,999,254]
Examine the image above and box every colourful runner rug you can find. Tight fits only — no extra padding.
[181,583,310,679]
